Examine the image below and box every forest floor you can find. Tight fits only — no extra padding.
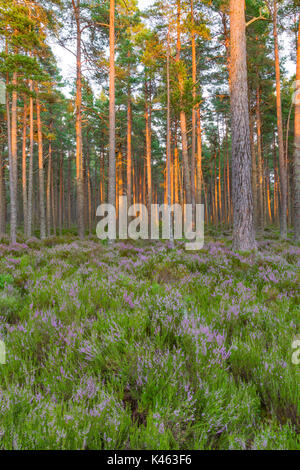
[0,230,299,450]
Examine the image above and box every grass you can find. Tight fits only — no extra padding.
[0,231,299,449]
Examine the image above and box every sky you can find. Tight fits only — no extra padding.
[52,0,295,99]
[52,0,154,97]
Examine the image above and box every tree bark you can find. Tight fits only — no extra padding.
[27,79,34,237]
[176,0,191,205]
[272,0,287,238]
[145,79,152,231]
[166,27,174,246]
[46,139,52,237]
[22,97,28,235]
[0,142,5,237]
[35,85,46,239]
[108,0,116,237]
[127,55,132,209]
[256,84,264,230]
[73,0,85,239]
[294,11,300,241]
[229,0,256,251]
[8,71,18,244]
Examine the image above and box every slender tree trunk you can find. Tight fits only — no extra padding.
[0,142,5,237]
[27,79,34,237]
[272,0,287,238]
[145,79,152,231]
[35,85,46,239]
[127,56,132,209]
[51,160,56,235]
[68,154,72,229]
[294,12,300,241]
[59,150,63,234]
[46,140,52,236]
[8,71,18,244]
[166,27,174,246]
[22,97,28,235]
[250,113,258,228]
[190,0,196,211]
[108,0,116,238]
[229,0,256,251]
[176,0,191,205]
[256,84,264,230]
[73,0,85,239]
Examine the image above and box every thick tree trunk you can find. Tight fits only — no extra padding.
[229,0,256,251]
[294,12,300,241]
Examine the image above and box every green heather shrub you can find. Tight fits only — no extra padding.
[0,234,299,449]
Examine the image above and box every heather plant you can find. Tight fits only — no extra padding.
[0,234,299,449]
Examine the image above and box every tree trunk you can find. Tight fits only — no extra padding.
[35,85,46,239]
[229,0,256,251]
[294,12,300,241]
[0,142,5,237]
[176,0,191,205]
[256,84,264,230]
[166,27,174,246]
[272,0,287,238]
[8,71,18,244]
[108,0,116,237]
[127,56,132,209]
[190,0,196,211]
[250,113,258,228]
[27,79,34,237]
[22,97,28,235]
[46,140,52,237]
[74,0,85,239]
[145,79,152,231]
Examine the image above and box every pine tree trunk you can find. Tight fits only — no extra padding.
[108,0,116,236]
[0,142,5,237]
[145,79,152,231]
[74,0,85,239]
[127,58,132,209]
[59,150,63,234]
[8,71,18,244]
[229,0,256,251]
[36,86,46,239]
[250,113,258,228]
[272,0,287,238]
[166,28,173,246]
[46,140,52,237]
[190,0,196,212]
[176,0,191,205]
[22,98,28,235]
[256,85,264,230]
[294,12,300,241]
[27,80,34,237]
